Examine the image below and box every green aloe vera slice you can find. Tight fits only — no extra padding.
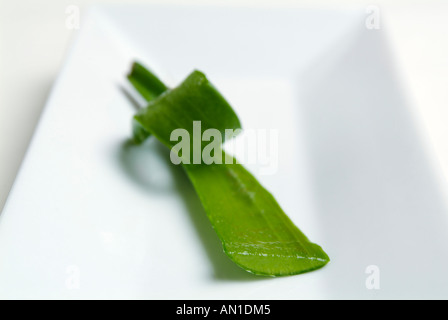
[127,62,168,144]
[127,62,329,276]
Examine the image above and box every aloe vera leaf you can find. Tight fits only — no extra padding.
[127,62,168,144]
[127,61,168,101]
[128,63,329,276]
[184,155,330,276]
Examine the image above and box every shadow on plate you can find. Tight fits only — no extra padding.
[297,26,448,298]
[117,138,266,282]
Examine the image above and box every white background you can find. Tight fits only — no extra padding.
[1,0,448,214]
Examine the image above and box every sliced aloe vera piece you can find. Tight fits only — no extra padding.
[185,155,329,276]
[127,62,329,276]
[127,62,168,144]
[127,61,168,101]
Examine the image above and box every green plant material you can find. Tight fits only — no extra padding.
[128,62,168,101]
[127,62,168,144]
[127,62,329,276]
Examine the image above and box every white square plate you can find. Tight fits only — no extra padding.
[1,5,448,299]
